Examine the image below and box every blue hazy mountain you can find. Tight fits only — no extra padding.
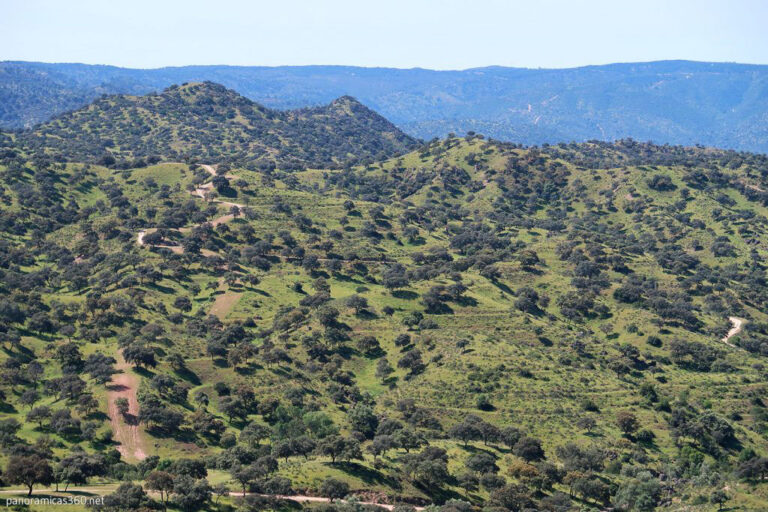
[2,60,768,151]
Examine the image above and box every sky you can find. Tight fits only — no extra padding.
[2,0,767,70]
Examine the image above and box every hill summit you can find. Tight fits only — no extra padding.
[4,60,768,152]
[10,81,418,168]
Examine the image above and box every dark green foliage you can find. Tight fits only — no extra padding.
[12,83,416,169]
[512,437,545,462]
[320,478,350,501]
[5,455,54,496]
[96,482,158,511]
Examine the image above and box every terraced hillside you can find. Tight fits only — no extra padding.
[1,127,768,510]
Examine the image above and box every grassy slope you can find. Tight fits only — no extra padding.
[2,138,768,509]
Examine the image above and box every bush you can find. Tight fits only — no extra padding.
[320,478,350,501]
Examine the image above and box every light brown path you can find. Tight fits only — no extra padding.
[253,494,423,510]
[721,316,744,347]
[200,164,217,177]
[107,350,146,461]
[210,288,243,320]
[137,230,184,253]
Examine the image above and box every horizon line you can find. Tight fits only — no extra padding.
[3,58,768,73]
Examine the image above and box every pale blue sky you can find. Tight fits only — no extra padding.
[2,0,767,69]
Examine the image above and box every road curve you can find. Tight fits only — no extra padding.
[721,316,744,347]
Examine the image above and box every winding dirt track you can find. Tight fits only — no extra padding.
[135,164,246,320]
[721,316,745,347]
[136,163,245,252]
[106,350,146,461]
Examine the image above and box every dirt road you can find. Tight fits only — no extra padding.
[0,488,422,510]
[722,316,744,347]
[137,163,245,252]
[254,494,423,510]
[107,350,146,461]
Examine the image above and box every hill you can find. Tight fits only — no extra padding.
[3,60,768,152]
[2,129,768,509]
[7,81,418,169]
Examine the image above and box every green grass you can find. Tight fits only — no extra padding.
[3,138,768,508]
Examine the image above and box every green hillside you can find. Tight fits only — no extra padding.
[1,127,768,511]
[6,82,418,169]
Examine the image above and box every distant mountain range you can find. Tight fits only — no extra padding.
[2,60,768,152]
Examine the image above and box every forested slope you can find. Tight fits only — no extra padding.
[5,82,417,169]
[1,123,768,509]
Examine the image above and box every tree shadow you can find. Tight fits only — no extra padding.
[382,376,399,387]
[123,413,139,426]
[425,303,453,315]
[363,348,386,359]
[234,365,256,376]
[146,282,175,294]
[174,366,201,385]
[335,346,357,360]
[454,296,478,307]
[392,290,419,300]
[88,411,109,422]
[489,280,513,295]
[413,482,464,505]
[0,402,17,413]
[270,366,294,378]
[457,444,497,456]
[329,462,401,489]
[147,426,197,442]
[355,310,379,320]
[134,367,156,378]
[334,274,365,284]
